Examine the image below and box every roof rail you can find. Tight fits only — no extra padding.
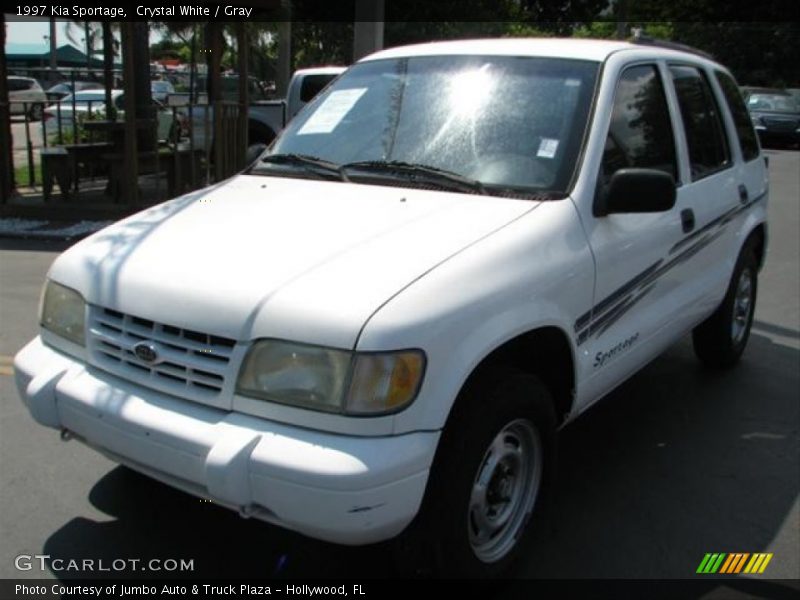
[630,29,715,61]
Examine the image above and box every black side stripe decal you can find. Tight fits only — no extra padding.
[574,260,662,333]
[574,191,764,346]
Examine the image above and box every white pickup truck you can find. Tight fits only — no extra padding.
[185,67,345,153]
[14,38,768,576]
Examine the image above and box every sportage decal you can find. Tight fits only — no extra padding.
[575,192,766,346]
[593,332,639,368]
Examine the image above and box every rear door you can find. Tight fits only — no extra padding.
[712,69,769,229]
[664,64,741,325]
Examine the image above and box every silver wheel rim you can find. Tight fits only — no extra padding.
[468,418,542,563]
[732,268,754,345]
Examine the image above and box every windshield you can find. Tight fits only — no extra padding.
[747,94,799,113]
[260,55,599,196]
[49,83,71,93]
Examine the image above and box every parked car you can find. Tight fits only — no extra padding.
[46,81,103,101]
[746,89,800,147]
[8,75,47,120]
[151,79,176,103]
[192,74,271,102]
[43,90,177,143]
[14,38,768,577]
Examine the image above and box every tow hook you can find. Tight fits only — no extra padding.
[238,505,254,519]
[60,428,74,442]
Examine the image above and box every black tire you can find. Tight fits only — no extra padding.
[397,368,556,577]
[29,103,43,121]
[693,243,758,368]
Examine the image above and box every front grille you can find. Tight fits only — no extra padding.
[88,306,237,399]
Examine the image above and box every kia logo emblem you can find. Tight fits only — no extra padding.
[133,341,160,364]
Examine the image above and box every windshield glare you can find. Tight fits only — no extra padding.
[265,55,600,195]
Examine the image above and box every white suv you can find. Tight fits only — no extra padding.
[14,38,768,576]
[8,76,47,120]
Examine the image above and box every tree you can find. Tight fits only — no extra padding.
[624,1,800,86]
[150,39,191,62]
[65,21,101,67]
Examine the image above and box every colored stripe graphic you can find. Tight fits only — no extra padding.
[697,553,727,573]
[697,553,773,574]
[697,553,713,573]
[719,554,736,573]
[733,553,750,573]
[720,553,748,573]
[710,553,726,573]
[744,553,774,574]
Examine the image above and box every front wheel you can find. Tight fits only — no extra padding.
[693,244,758,368]
[397,369,556,576]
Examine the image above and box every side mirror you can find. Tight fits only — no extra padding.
[594,168,676,217]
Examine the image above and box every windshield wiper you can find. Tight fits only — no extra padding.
[253,153,346,181]
[341,160,487,195]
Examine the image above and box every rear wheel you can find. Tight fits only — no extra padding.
[693,243,758,368]
[397,369,556,576]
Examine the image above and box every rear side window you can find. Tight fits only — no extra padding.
[670,65,731,180]
[714,71,760,161]
[601,65,677,185]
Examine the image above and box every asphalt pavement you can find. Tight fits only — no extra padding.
[0,151,797,588]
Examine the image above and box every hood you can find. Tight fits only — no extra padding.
[51,175,537,349]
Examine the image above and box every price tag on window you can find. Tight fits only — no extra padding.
[297,88,367,135]
[537,138,559,159]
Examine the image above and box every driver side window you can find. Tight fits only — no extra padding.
[601,65,678,186]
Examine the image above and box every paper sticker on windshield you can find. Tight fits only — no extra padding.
[297,88,366,135]
[537,138,559,159]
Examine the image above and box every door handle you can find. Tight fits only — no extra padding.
[681,208,695,233]
[738,184,749,204]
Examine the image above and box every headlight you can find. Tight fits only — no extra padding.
[237,340,425,415]
[237,340,351,412]
[40,280,86,346]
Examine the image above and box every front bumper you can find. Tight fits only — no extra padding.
[14,336,438,545]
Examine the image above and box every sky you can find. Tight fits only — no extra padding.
[4,16,162,51]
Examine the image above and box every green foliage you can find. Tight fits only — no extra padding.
[14,162,42,188]
[572,22,618,39]
[502,23,557,38]
[571,21,673,40]
[150,38,191,61]
[48,109,109,146]
[145,3,799,89]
